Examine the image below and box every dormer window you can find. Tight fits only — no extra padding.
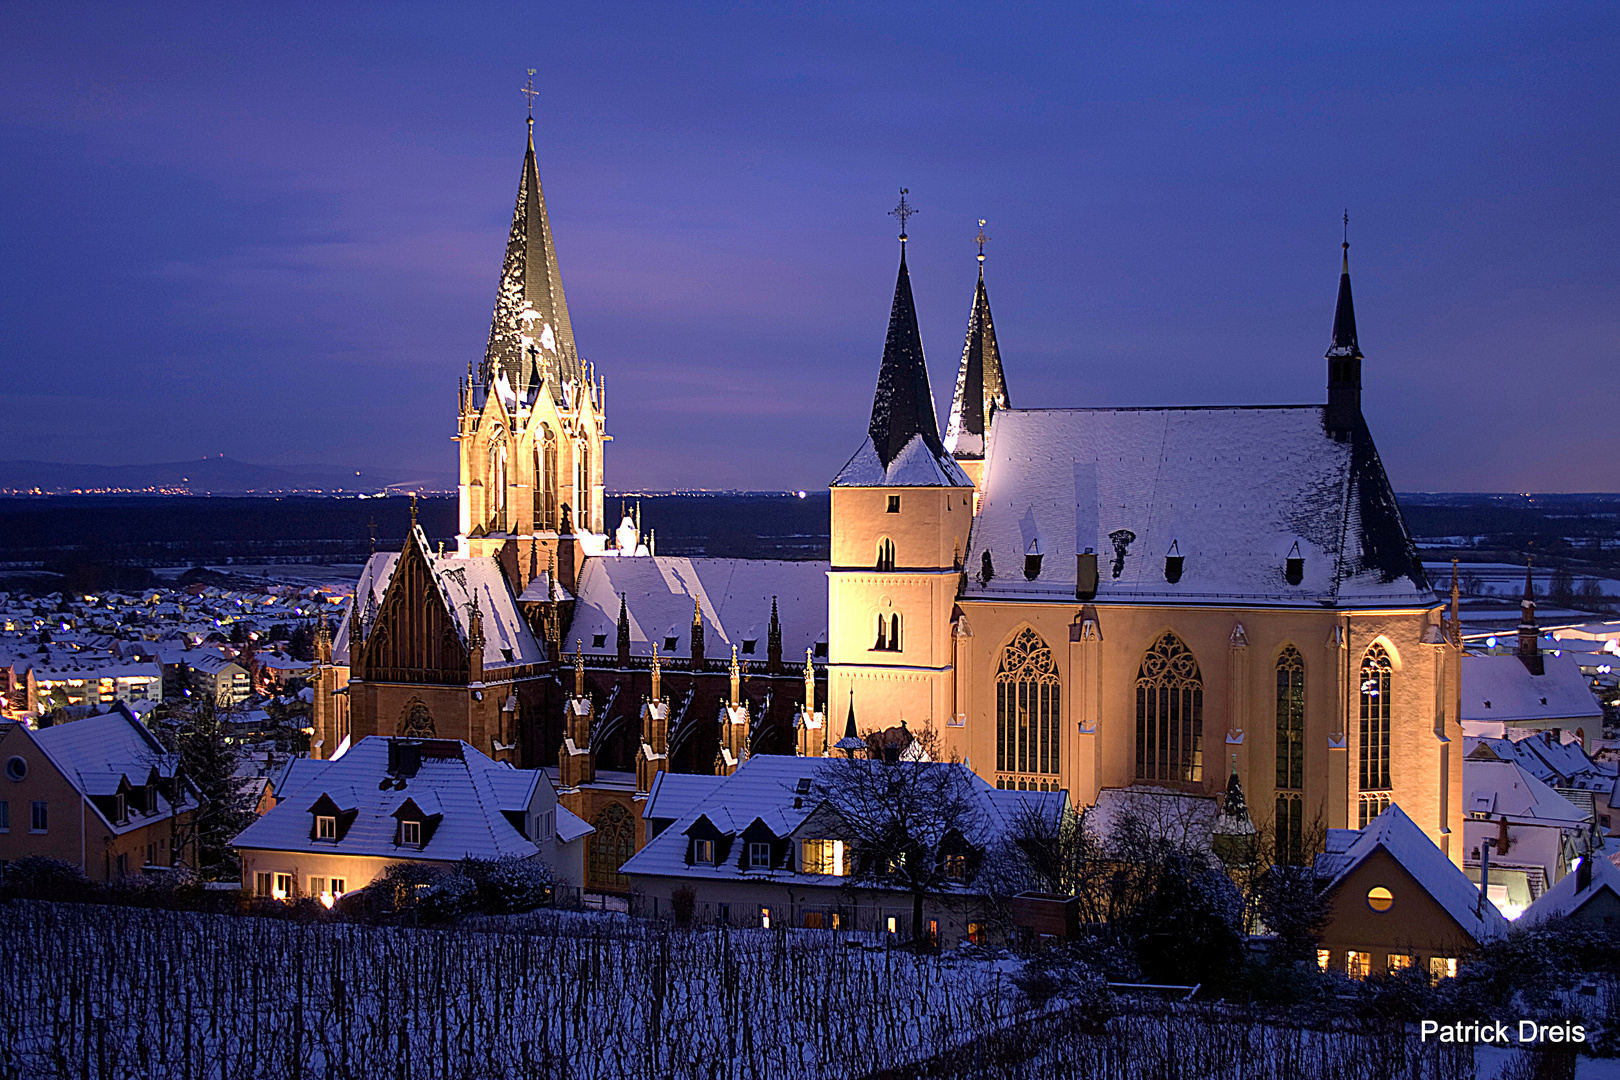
[665,636,679,651]
[741,640,757,654]
[400,820,422,846]
[749,841,771,869]
[695,838,715,864]
[592,634,606,648]
[316,815,337,840]
[115,793,127,823]
[813,642,827,657]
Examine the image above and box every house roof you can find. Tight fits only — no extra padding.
[231,736,588,863]
[27,707,196,834]
[642,770,728,823]
[1463,758,1589,826]
[1521,853,1620,925]
[961,406,1431,608]
[1314,803,1507,943]
[1461,654,1602,726]
[569,556,827,660]
[621,754,1065,886]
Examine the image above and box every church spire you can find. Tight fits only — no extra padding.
[482,104,580,401]
[1518,558,1543,675]
[866,189,946,470]
[945,219,1010,460]
[1325,212,1363,436]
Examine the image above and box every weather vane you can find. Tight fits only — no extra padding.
[521,69,538,122]
[889,188,916,239]
[975,218,990,262]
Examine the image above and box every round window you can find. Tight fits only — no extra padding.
[5,755,26,782]
[1366,886,1394,913]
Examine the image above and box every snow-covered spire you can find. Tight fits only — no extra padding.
[945,220,1010,460]
[835,690,866,757]
[1326,213,1363,435]
[866,194,947,470]
[482,120,580,402]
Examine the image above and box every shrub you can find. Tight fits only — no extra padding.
[462,855,553,915]
[0,857,92,902]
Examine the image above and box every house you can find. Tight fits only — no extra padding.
[1459,753,1593,918]
[0,706,200,880]
[231,735,592,903]
[1313,803,1507,980]
[187,653,250,706]
[1466,732,1617,835]
[1460,653,1603,744]
[622,753,1066,945]
[1520,853,1620,929]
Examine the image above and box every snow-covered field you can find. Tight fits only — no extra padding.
[0,902,1607,1080]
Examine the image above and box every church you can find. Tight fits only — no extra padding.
[311,114,1465,892]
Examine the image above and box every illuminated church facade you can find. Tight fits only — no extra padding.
[313,121,1465,878]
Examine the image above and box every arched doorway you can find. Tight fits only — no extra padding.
[588,803,635,894]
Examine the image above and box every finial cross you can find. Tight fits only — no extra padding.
[975,218,990,261]
[521,69,538,120]
[889,188,916,238]
[1342,209,1349,248]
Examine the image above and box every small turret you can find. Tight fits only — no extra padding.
[690,596,705,672]
[559,640,595,789]
[766,595,783,674]
[834,690,866,758]
[616,592,631,668]
[1518,560,1543,676]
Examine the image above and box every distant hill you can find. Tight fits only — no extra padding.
[0,457,455,495]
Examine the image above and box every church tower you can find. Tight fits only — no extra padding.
[457,104,606,592]
[943,220,1009,490]
[827,193,974,750]
[1325,215,1363,438]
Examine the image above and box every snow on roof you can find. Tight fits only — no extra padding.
[1315,803,1507,943]
[332,531,544,670]
[962,407,1431,607]
[1521,853,1620,925]
[1464,758,1589,826]
[1461,655,1603,726]
[622,754,1064,883]
[831,434,974,488]
[642,770,728,822]
[1084,785,1219,855]
[232,736,577,863]
[1466,731,1615,791]
[27,709,195,832]
[570,556,827,659]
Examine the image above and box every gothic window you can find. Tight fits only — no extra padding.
[873,613,902,652]
[588,803,635,892]
[1135,632,1203,783]
[1275,646,1304,791]
[996,628,1061,778]
[576,439,592,533]
[536,425,558,531]
[398,699,436,738]
[876,538,896,572]
[1275,793,1303,864]
[1359,644,1392,793]
[489,441,509,533]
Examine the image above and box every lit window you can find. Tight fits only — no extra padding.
[800,838,845,876]
[759,906,771,929]
[749,841,771,869]
[310,876,327,896]
[400,820,422,846]
[944,853,968,881]
[1387,953,1414,973]
[886,916,898,934]
[1366,886,1394,913]
[968,921,984,945]
[1316,949,1331,972]
[1346,951,1371,978]
[273,873,293,901]
[1359,644,1393,794]
[1429,957,1457,981]
[695,838,715,864]
[316,815,336,840]
[255,872,272,898]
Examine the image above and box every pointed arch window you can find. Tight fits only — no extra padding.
[1275,647,1305,791]
[1135,632,1203,782]
[576,439,593,533]
[489,442,509,534]
[1359,644,1392,794]
[535,425,557,531]
[996,628,1061,778]
[876,538,896,572]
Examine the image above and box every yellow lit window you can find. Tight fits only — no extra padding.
[1366,886,1394,912]
[1316,949,1330,971]
[1429,956,1457,981]
[1387,953,1414,973]
[759,906,771,929]
[1346,951,1371,978]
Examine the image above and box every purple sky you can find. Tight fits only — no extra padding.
[3,3,1617,492]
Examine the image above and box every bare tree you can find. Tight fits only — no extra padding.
[812,747,985,949]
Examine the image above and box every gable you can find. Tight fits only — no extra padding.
[1322,846,1484,952]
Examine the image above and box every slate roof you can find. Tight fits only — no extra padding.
[621,754,1065,884]
[333,527,545,670]
[1521,853,1620,925]
[944,260,1010,460]
[1460,655,1603,726]
[961,406,1431,607]
[231,736,588,862]
[1463,758,1589,826]
[1314,803,1507,943]
[569,556,827,660]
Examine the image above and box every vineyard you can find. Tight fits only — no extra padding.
[0,901,1480,1080]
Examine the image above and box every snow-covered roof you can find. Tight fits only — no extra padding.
[621,754,1064,884]
[962,406,1431,608]
[642,770,728,823]
[1461,655,1602,726]
[1083,785,1219,855]
[1521,854,1620,925]
[1314,803,1507,943]
[1463,758,1589,826]
[569,556,827,660]
[832,434,974,488]
[333,529,545,670]
[1466,731,1616,791]
[232,736,588,863]
[27,708,196,834]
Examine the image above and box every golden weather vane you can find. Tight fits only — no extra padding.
[521,69,538,121]
[975,218,990,261]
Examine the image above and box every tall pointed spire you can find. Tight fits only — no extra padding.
[482,110,581,401]
[1326,212,1363,436]
[867,189,946,469]
[945,219,1010,460]
[1518,558,1543,675]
